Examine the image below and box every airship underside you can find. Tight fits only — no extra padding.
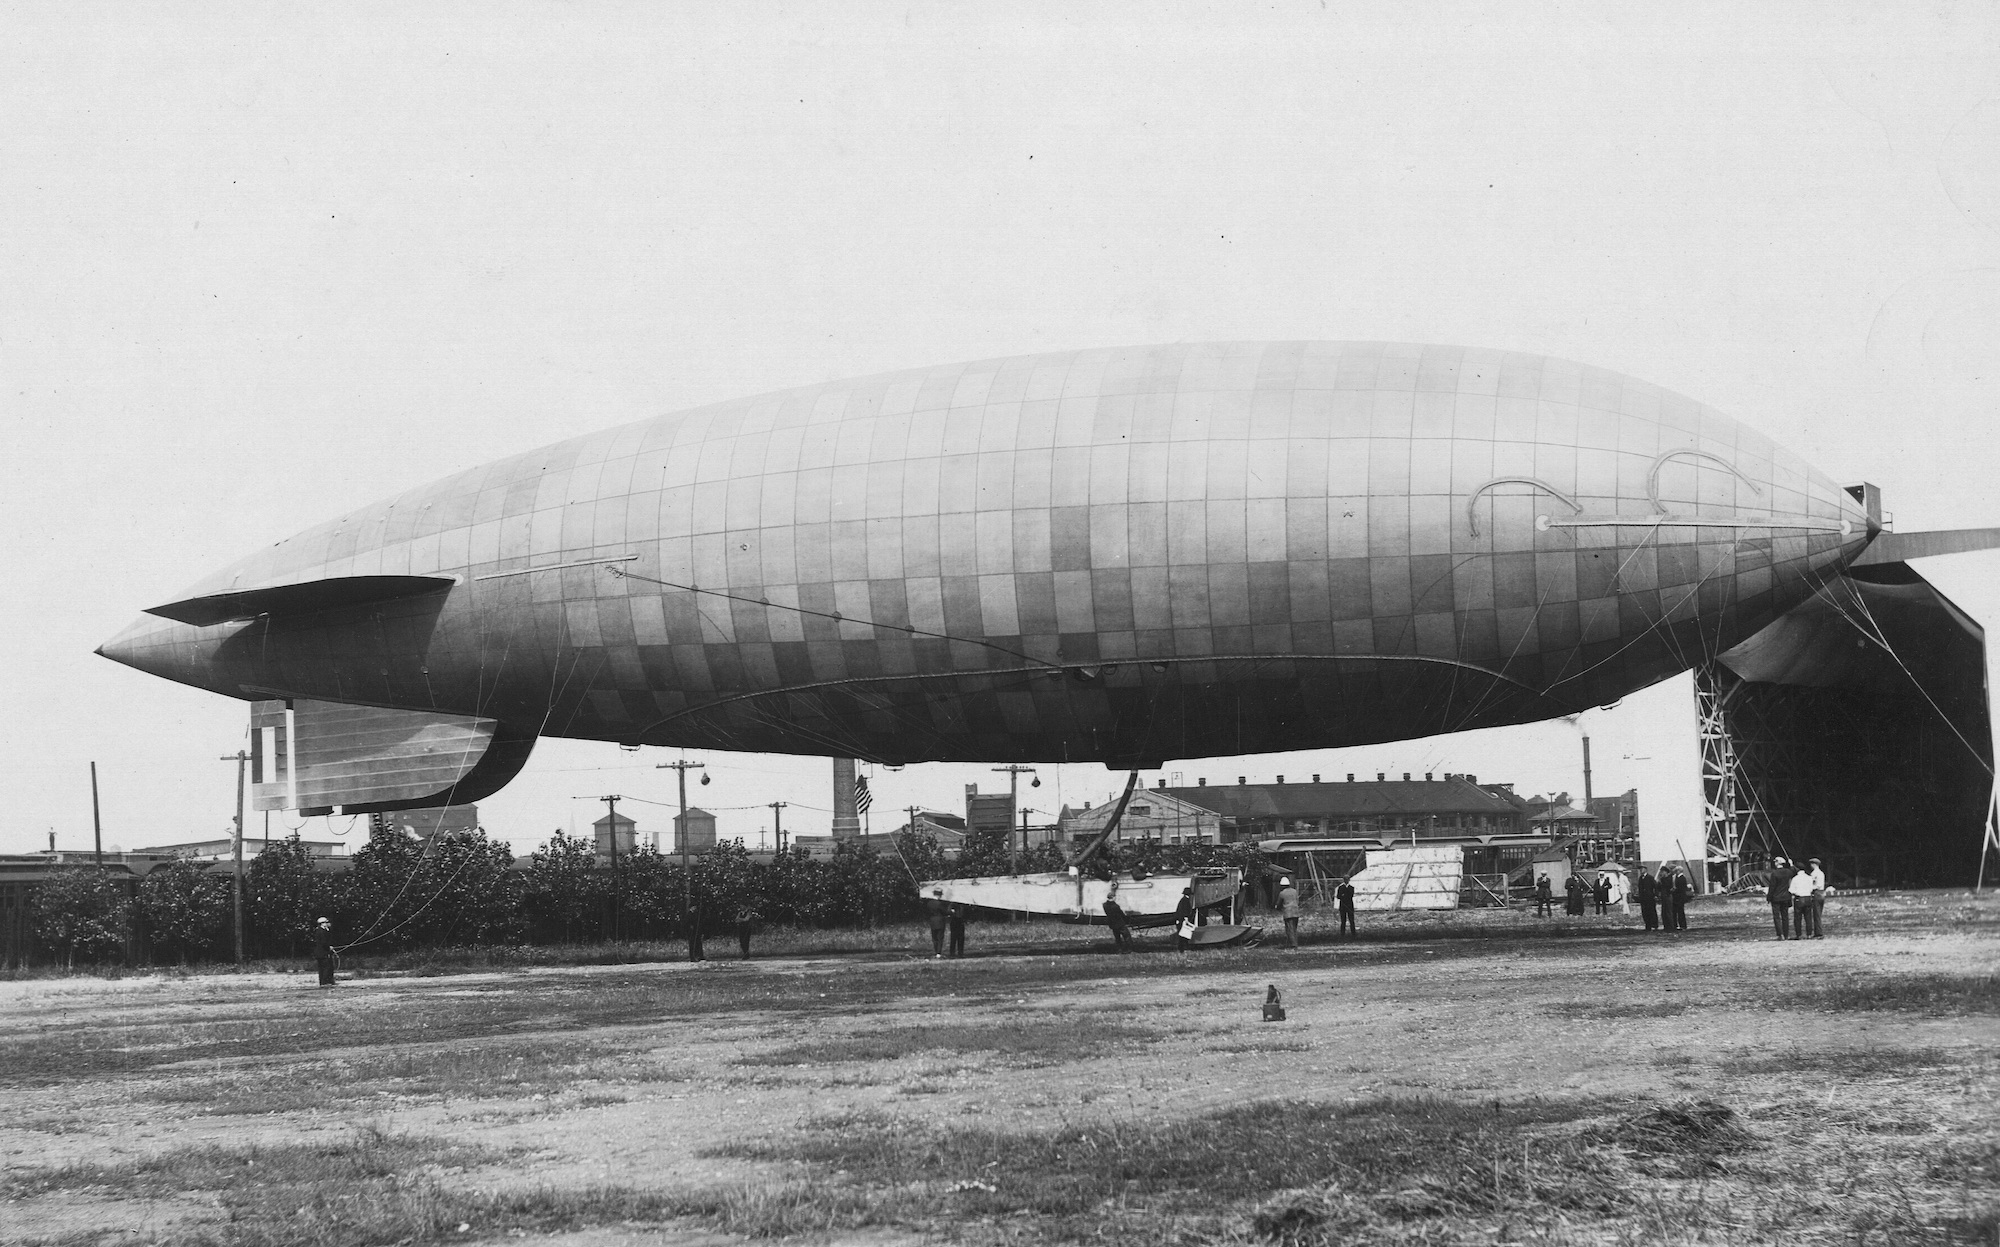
[100,341,1877,810]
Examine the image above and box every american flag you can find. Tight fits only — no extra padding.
[854,773,872,814]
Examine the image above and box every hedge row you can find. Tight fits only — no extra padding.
[29,826,1279,967]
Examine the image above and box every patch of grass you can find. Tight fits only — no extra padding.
[733,1014,1154,1067]
[1550,999,1689,1020]
[140,1038,661,1115]
[1719,1045,1962,1078]
[1589,1099,1760,1177]
[0,957,1165,1087]
[1767,972,2000,1016]
[3,1126,498,1202]
[704,1096,1616,1241]
[1207,1038,1314,1054]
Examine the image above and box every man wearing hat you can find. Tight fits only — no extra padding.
[1336,876,1358,936]
[310,917,338,987]
[1765,857,1797,940]
[1277,875,1301,948]
[1787,856,1817,939]
[1802,857,1828,939]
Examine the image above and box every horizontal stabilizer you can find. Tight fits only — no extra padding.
[1851,528,2000,566]
[248,699,535,814]
[147,575,456,627]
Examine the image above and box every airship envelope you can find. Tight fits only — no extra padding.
[101,341,1887,811]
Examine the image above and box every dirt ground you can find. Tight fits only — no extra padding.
[3,891,1995,1246]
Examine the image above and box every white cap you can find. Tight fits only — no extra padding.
[1279,876,1291,885]
[316,917,330,925]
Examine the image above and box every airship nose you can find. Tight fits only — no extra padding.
[96,614,206,686]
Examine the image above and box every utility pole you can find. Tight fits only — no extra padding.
[89,761,103,870]
[220,751,248,963]
[991,765,1038,872]
[657,759,706,962]
[598,795,624,941]
[769,802,789,854]
[1018,807,1036,861]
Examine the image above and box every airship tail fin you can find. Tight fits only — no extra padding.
[146,574,456,627]
[247,698,535,815]
[1850,527,2000,566]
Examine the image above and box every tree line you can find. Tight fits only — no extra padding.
[24,824,1278,968]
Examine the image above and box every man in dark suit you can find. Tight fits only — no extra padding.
[1335,877,1357,936]
[1635,868,1659,931]
[1766,857,1796,940]
[310,917,338,987]
[1670,869,1693,931]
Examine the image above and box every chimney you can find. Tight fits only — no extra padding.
[1376,772,1385,782]
[1276,775,1284,784]
[1155,779,1166,789]
[1403,772,1411,781]
[1312,773,1321,783]
[1347,773,1355,782]
[1237,776,1247,785]
[1197,777,1206,787]
[1425,772,1433,781]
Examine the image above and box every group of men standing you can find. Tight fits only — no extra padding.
[1764,857,1828,940]
[1633,866,1693,932]
[1276,874,1357,947]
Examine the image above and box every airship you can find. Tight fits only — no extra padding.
[98,340,1916,815]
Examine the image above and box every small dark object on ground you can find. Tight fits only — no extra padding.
[1263,984,1286,1022]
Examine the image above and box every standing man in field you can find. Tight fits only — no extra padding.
[310,916,338,987]
[1278,875,1301,948]
[1670,868,1693,931]
[925,888,949,958]
[1788,858,1817,939]
[1336,876,1358,936]
[1766,857,1796,940]
[1535,873,1554,917]
[1636,867,1659,931]
[946,903,968,958]
[1102,897,1132,952]
[1804,858,1827,939]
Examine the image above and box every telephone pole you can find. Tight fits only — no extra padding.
[657,759,705,962]
[220,751,249,963]
[89,761,103,870]
[769,802,789,853]
[991,765,1038,872]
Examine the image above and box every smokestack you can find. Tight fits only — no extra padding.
[831,758,862,839]
[1581,734,1593,804]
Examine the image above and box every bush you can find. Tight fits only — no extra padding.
[137,859,230,964]
[34,868,132,968]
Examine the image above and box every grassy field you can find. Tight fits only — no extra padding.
[2,890,1995,1245]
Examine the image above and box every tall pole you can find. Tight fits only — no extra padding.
[598,795,623,941]
[992,765,1037,873]
[657,759,705,961]
[89,761,103,870]
[769,802,788,853]
[1581,732,1594,804]
[220,751,248,963]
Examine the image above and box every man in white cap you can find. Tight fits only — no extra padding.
[1277,875,1301,948]
[310,917,338,987]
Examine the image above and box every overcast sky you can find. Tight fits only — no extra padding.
[4,2,1995,858]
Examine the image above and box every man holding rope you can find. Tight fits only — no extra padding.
[311,917,339,987]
